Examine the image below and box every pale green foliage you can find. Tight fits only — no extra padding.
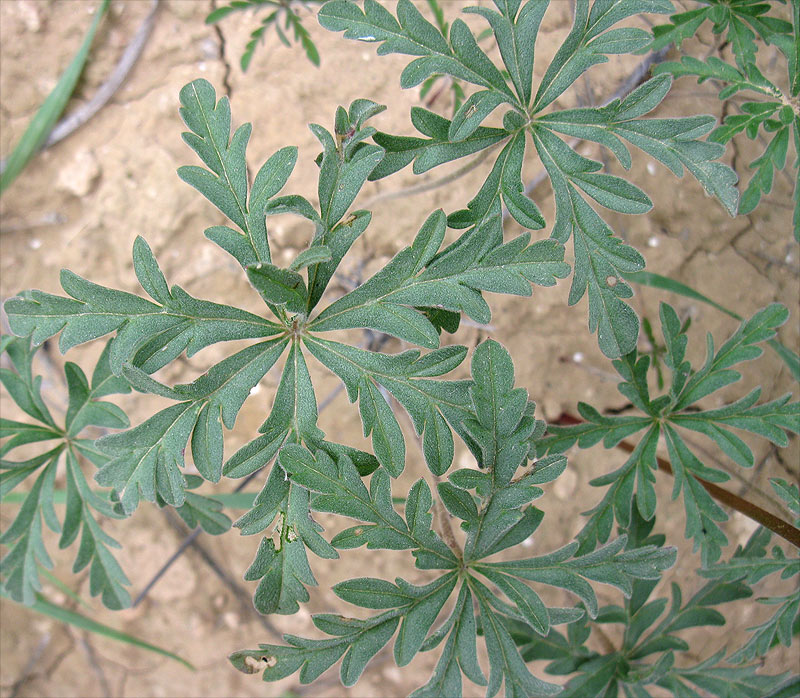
[321,0,740,357]
[206,0,324,70]
[0,336,232,610]
[507,516,793,696]
[231,341,678,696]
[651,0,799,238]
[1,1,798,696]
[543,303,800,564]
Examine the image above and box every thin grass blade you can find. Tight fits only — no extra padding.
[0,0,111,194]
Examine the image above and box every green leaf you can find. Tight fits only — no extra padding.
[663,426,729,564]
[252,145,299,212]
[231,611,401,686]
[243,480,336,615]
[612,117,740,216]
[448,90,506,142]
[673,303,789,412]
[437,482,479,523]
[173,490,232,536]
[0,458,59,605]
[477,535,676,619]
[0,422,60,460]
[532,128,644,357]
[178,79,266,258]
[64,360,129,438]
[207,1,322,68]
[223,426,289,480]
[1,336,132,611]
[305,337,472,476]
[61,449,130,609]
[480,567,551,637]
[319,0,518,105]
[727,593,800,665]
[5,267,282,375]
[311,118,384,228]
[411,584,486,696]
[471,578,562,696]
[568,421,659,553]
[0,336,58,428]
[393,574,458,666]
[331,572,458,668]
[372,106,508,180]
[739,125,790,215]
[622,271,800,380]
[247,263,308,314]
[662,647,792,696]
[280,445,456,566]
[289,245,332,272]
[232,458,290,536]
[464,339,532,487]
[539,92,740,217]
[94,402,198,514]
[465,0,549,106]
[531,0,672,113]
[654,56,780,101]
[124,337,287,485]
[453,131,547,232]
[771,478,800,521]
[310,210,568,347]
[245,532,314,616]
[306,210,371,312]
[649,6,709,53]
[259,341,322,443]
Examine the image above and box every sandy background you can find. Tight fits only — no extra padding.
[1,1,798,696]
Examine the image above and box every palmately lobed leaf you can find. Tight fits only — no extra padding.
[1,337,132,610]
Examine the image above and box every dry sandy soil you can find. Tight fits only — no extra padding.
[0,1,798,697]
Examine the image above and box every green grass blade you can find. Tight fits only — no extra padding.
[0,588,195,670]
[0,0,110,195]
[40,568,92,610]
[623,270,800,381]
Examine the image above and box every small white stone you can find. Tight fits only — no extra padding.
[56,150,101,197]
[17,1,42,32]
[648,235,660,248]
[249,384,261,395]
[552,466,578,500]
[383,667,403,683]
[646,162,657,175]
[29,238,42,250]
[572,351,584,363]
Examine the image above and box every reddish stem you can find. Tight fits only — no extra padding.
[553,412,800,550]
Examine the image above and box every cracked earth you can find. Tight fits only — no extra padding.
[1,1,798,696]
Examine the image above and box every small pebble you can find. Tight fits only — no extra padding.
[552,466,577,500]
[56,150,101,197]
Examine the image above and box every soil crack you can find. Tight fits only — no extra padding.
[210,0,233,97]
